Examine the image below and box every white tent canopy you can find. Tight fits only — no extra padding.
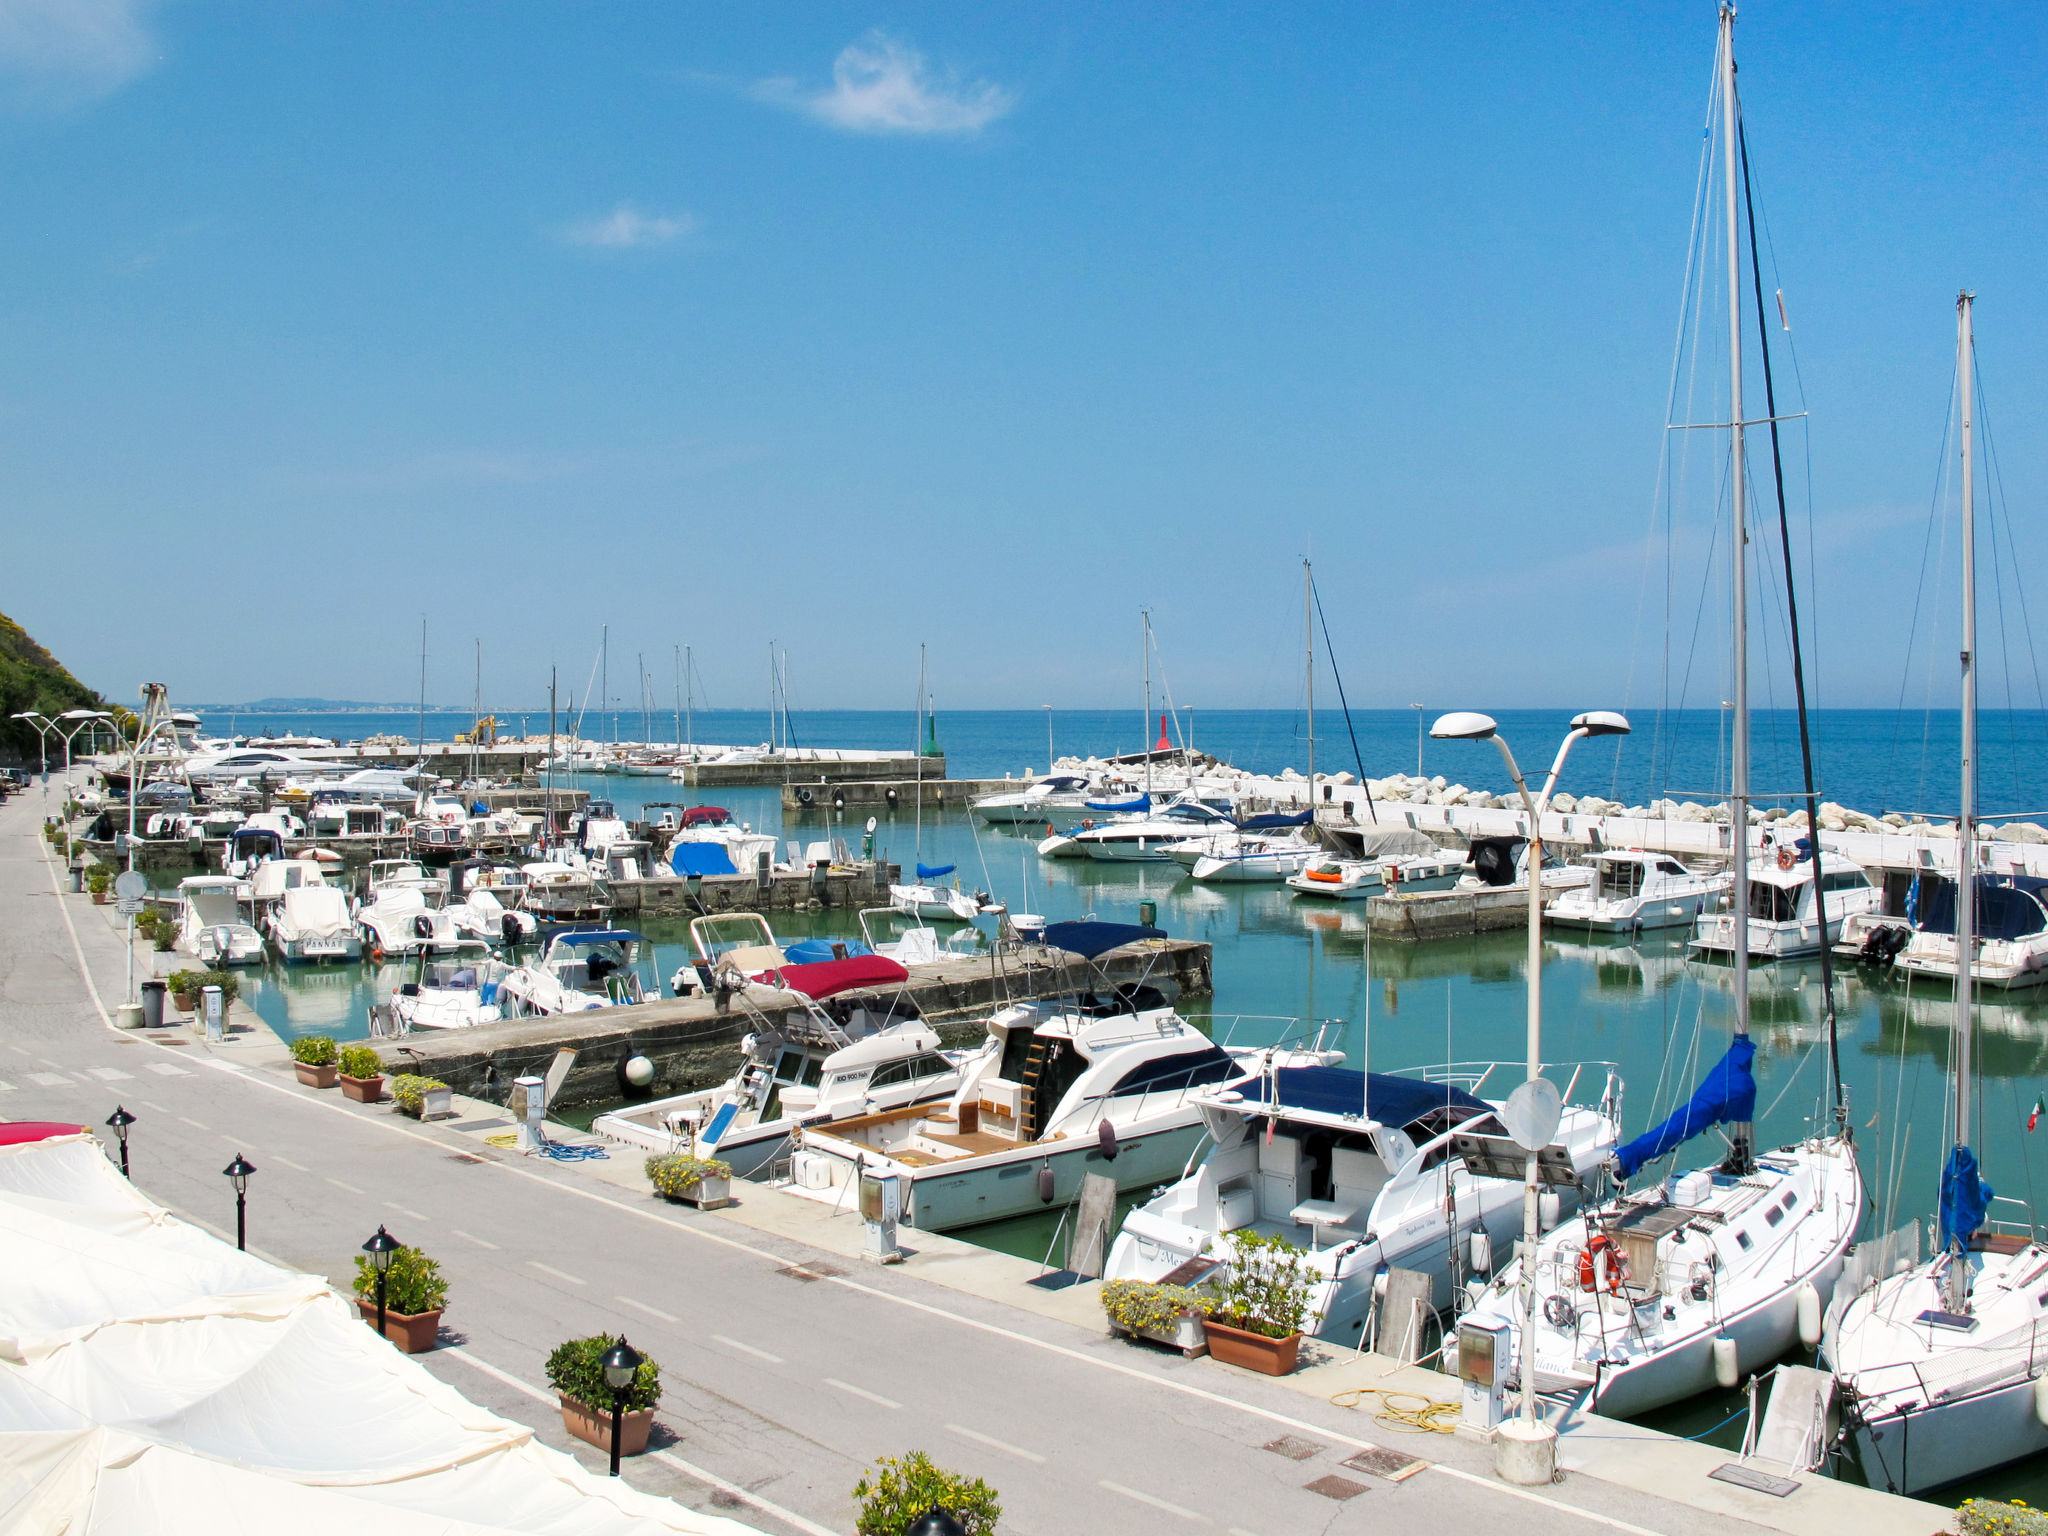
[0,1133,757,1536]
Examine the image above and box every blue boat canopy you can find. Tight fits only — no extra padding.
[1613,1036,1757,1179]
[670,843,738,877]
[783,937,874,964]
[1911,874,2048,941]
[1940,1143,1993,1251]
[1234,809,1311,832]
[916,863,956,881]
[1085,793,1150,813]
[1255,1067,1491,1134]
[1040,920,1165,959]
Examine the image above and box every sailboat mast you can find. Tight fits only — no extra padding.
[685,645,694,766]
[673,645,682,750]
[1304,559,1315,814]
[915,643,926,857]
[472,639,481,785]
[1720,3,1751,1047]
[416,618,428,768]
[1956,289,1978,1167]
[1143,611,1153,800]
[601,625,609,747]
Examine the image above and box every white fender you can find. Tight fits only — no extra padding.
[2034,1374,2048,1429]
[1796,1282,1823,1347]
[1539,1191,1562,1231]
[1712,1334,1739,1390]
[1469,1230,1492,1276]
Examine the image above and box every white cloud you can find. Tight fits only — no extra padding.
[559,203,695,250]
[0,0,155,109]
[755,32,1013,137]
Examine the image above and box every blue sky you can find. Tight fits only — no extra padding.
[4,2,2043,718]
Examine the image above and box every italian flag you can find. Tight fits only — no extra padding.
[2030,1096,2044,1134]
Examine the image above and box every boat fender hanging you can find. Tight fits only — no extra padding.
[1538,1191,1562,1231]
[1711,1334,1739,1390]
[1468,1229,1492,1275]
[413,914,436,940]
[1796,1281,1823,1347]
[797,788,814,806]
[885,788,898,804]
[1036,1162,1055,1204]
[2033,1375,2048,1429]
[621,1054,655,1089]
[1097,1121,1119,1160]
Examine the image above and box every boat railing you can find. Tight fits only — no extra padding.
[1385,1059,1621,1104]
[1903,1308,2048,1409]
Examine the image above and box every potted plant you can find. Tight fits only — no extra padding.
[1100,1279,1215,1358]
[1201,1228,1313,1376]
[545,1334,661,1457]
[645,1153,735,1209]
[166,968,203,1013]
[390,1073,454,1120]
[337,1045,386,1103]
[353,1242,449,1353]
[291,1034,340,1088]
[852,1452,1001,1536]
[86,865,113,904]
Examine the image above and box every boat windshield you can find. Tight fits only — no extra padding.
[1750,882,1801,923]
[1599,860,1646,899]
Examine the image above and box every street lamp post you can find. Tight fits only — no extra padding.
[599,1338,644,1478]
[105,1105,136,1177]
[222,1154,256,1250]
[1429,708,1628,1485]
[11,712,54,795]
[906,1513,968,1536]
[55,709,112,788]
[362,1225,400,1342]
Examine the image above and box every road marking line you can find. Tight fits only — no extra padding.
[824,1377,900,1409]
[387,1203,429,1222]
[87,1066,132,1080]
[38,1058,61,1069]
[325,1177,366,1195]
[146,1063,189,1076]
[453,1229,500,1250]
[526,1260,586,1286]
[28,1072,71,1087]
[945,1423,1045,1463]
[439,1348,837,1536]
[178,1116,209,1130]
[1227,1528,1263,1535]
[710,1334,783,1364]
[615,1295,677,1323]
[139,1101,170,1113]
[269,1154,307,1171]
[0,1081,13,1092]
[34,829,1667,1536]
[5,1046,27,1057]
[1101,1480,1206,1520]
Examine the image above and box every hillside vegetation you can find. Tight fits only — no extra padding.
[0,612,112,764]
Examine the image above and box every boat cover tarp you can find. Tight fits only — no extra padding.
[1334,827,1441,859]
[0,1134,753,1536]
[670,843,738,877]
[1258,1067,1490,1131]
[1040,920,1165,959]
[915,863,955,880]
[763,955,909,999]
[680,806,731,826]
[1085,793,1150,813]
[1910,874,2048,941]
[1234,810,1311,832]
[1467,836,1529,889]
[1614,1036,1757,1179]
[1939,1143,1992,1251]
[782,938,874,965]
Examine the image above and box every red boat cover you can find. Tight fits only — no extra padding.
[680,806,731,826]
[0,1122,86,1145]
[754,955,910,1000]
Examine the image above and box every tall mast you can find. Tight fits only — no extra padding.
[416,618,428,771]
[1720,3,1751,1046]
[546,668,557,849]
[472,639,481,785]
[685,645,694,766]
[1142,610,1153,801]
[601,625,610,747]
[673,644,682,750]
[1304,559,1316,815]
[915,643,926,857]
[1949,289,1979,1310]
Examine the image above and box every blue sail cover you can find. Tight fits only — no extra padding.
[1939,1144,1992,1252]
[915,863,956,880]
[1040,920,1166,959]
[1235,810,1312,832]
[1086,793,1150,813]
[1613,1036,1759,1179]
[670,843,738,877]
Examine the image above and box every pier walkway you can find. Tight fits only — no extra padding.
[0,793,1953,1536]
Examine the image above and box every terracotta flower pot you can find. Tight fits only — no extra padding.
[1202,1318,1301,1376]
[558,1394,654,1457]
[91,892,111,905]
[172,992,200,1013]
[340,1073,386,1103]
[295,1062,339,1089]
[356,1297,443,1353]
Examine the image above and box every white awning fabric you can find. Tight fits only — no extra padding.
[0,1133,758,1536]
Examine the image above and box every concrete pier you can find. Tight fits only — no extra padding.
[1365,884,1571,940]
[778,777,1008,812]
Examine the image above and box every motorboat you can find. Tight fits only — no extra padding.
[1839,874,2048,992]
[662,805,779,879]
[888,863,996,923]
[265,885,362,964]
[497,930,649,1016]
[1690,846,1881,960]
[1187,833,1319,884]
[1068,799,1237,862]
[859,907,987,967]
[1105,1061,1620,1340]
[572,799,632,854]
[388,944,509,1032]
[223,826,287,880]
[444,862,538,946]
[356,884,463,959]
[970,774,1105,826]
[363,858,446,901]
[173,875,265,966]
[1455,834,1595,896]
[246,855,332,917]
[515,860,612,924]
[1546,849,1729,933]
[1286,850,1465,901]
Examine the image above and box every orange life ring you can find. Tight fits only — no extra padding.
[1776,847,1797,872]
[1576,1233,1629,1294]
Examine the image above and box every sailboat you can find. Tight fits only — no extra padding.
[1823,294,2047,1495]
[889,645,997,922]
[1452,4,1862,1420]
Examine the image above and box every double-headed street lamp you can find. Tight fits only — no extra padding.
[11,712,54,793]
[599,1338,645,1478]
[362,1225,401,1341]
[1429,708,1628,1486]
[55,709,113,786]
[222,1153,256,1250]
[105,1106,136,1177]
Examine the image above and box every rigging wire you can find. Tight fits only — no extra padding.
[1308,572,1376,821]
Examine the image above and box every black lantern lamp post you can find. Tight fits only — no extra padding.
[599,1337,644,1478]
[362,1225,401,1341]
[905,1513,967,1536]
[222,1154,256,1250]
[105,1106,136,1178]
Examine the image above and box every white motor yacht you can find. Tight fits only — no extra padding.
[266,885,362,964]
[173,875,266,967]
[516,859,612,924]
[970,774,1104,826]
[1286,850,1465,900]
[1106,1062,1619,1340]
[1547,850,1729,933]
[496,929,648,1017]
[1879,874,2048,991]
[1069,799,1236,863]
[388,945,510,1032]
[1690,847,1881,960]
[356,884,463,959]
[889,863,995,923]
[661,806,779,880]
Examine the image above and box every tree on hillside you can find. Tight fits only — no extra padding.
[0,612,115,765]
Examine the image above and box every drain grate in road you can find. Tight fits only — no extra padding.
[1341,1447,1429,1483]
[1303,1474,1370,1501]
[1262,1435,1325,1461]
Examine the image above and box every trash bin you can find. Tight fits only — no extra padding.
[69,865,83,893]
[140,979,166,1030]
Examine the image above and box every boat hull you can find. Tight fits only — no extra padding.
[1547,894,1712,933]
[1847,1380,2048,1496]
